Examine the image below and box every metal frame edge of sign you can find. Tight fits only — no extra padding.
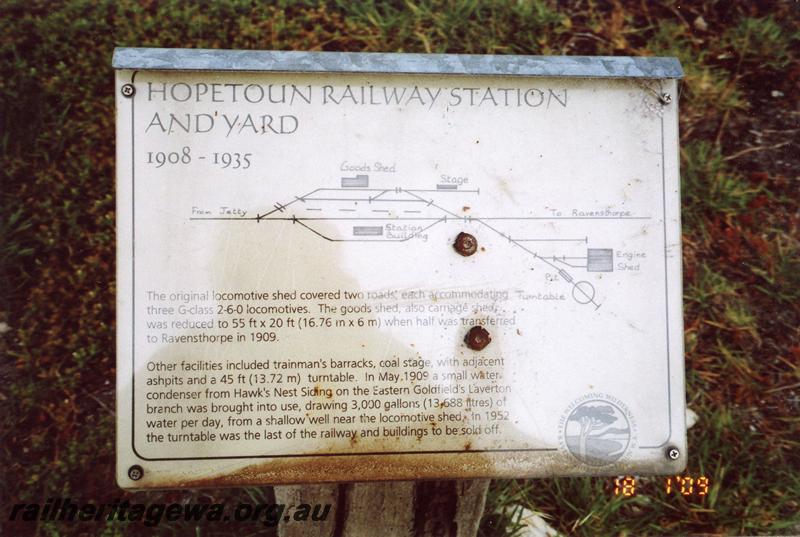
[112,47,684,79]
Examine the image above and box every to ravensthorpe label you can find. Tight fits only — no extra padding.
[116,65,685,485]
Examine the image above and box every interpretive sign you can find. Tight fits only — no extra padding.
[114,48,685,489]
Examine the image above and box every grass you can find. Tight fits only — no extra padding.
[1,1,799,535]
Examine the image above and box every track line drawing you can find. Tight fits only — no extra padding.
[190,177,648,309]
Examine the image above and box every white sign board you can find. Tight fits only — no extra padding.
[114,49,686,489]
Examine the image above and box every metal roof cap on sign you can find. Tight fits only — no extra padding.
[112,48,683,79]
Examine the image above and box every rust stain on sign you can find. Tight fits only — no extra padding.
[453,232,478,256]
[464,326,491,351]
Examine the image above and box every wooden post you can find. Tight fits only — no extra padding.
[275,480,489,537]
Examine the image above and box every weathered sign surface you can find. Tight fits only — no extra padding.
[114,48,685,489]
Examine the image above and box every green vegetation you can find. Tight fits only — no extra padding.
[1,1,798,535]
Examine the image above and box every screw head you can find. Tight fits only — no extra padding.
[121,84,136,98]
[464,326,491,351]
[454,232,478,256]
[666,446,680,461]
[128,464,144,481]
[659,92,672,105]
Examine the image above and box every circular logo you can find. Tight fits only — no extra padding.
[562,397,632,466]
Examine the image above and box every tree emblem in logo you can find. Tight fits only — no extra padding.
[564,400,631,466]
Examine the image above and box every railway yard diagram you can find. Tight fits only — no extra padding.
[189,173,653,310]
